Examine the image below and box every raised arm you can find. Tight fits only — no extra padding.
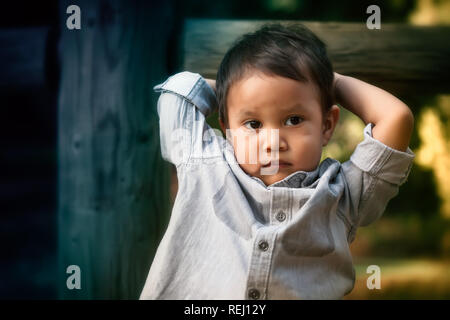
[333,72,414,152]
[205,78,216,93]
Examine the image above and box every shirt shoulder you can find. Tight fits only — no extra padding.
[153,71,218,117]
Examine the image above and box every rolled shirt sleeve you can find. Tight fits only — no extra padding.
[153,71,219,166]
[341,123,415,231]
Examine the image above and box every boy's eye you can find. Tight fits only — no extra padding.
[285,116,303,126]
[244,120,262,130]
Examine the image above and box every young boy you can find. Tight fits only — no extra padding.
[140,23,415,300]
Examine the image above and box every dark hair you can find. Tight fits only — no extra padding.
[216,23,334,127]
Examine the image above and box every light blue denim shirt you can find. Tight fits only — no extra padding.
[139,71,415,300]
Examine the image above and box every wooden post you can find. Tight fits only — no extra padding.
[57,0,175,299]
[182,19,450,96]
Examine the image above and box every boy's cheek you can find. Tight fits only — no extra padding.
[230,135,258,174]
[290,141,323,171]
[232,136,260,166]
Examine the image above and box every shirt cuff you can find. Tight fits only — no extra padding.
[350,123,415,185]
[153,71,218,117]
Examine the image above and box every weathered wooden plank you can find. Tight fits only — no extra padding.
[58,0,174,299]
[0,27,49,87]
[182,19,450,95]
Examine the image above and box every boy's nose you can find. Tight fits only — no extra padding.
[260,128,287,152]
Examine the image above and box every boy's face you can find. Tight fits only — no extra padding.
[220,72,339,186]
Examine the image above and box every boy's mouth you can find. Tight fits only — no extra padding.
[262,160,292,168]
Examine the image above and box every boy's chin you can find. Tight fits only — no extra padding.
[258,172,290,186]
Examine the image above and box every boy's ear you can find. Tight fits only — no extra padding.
[322,105,340,147]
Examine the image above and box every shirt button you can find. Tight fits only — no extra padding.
[276,211,286,222]
[258,240,269,251]
[248,288,260,300]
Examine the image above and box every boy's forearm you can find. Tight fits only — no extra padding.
[333,73,414,152]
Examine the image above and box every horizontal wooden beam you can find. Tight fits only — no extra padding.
[182,19,450,96]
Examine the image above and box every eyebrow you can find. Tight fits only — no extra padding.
[238,110,258,117]
[238,104,305,117]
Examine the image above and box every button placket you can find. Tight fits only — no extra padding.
[245,188,289,301]
[276,210,286,222]
[245,226,278,300]
[248,288,260,300]
[258,240,269,251]
[270,188,291,225]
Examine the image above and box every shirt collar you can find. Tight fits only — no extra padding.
[249,163,323,189]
